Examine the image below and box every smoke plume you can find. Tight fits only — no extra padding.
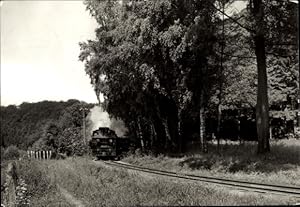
[86,105,128,139]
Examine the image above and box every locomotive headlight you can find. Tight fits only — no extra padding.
[109,139,113,143]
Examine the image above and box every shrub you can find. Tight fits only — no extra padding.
[57,127,89,156]
[3,145,20,160]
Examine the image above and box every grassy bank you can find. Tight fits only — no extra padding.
[123,139,300,186]
[13,157,299,206]
[15,160,66,206]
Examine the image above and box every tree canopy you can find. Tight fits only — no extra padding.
[79,0,298,153]
[0,100,93,153]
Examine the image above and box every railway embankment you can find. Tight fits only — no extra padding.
[104,160,300,198]
[123,139,300,187]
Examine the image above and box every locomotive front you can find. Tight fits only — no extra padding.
[89,127,118,159]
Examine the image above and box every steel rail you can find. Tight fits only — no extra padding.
[103,161,300,198]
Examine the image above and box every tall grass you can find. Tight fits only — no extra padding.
[123,139,300,186]
[15,159,66,206]
[8,139,299,206]
[33,157,297,206]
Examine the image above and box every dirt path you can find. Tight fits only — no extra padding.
[58,185,85,207]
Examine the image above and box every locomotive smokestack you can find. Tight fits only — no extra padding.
[86,105,128,139]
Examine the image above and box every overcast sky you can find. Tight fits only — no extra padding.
[1,1,99,106]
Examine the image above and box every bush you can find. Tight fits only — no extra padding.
[58,127,88,156]
[3,145,20,160]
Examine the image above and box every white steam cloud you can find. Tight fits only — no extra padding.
[86,105,128,139]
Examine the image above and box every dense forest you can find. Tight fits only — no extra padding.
[0,100,94,155]
[79,0,299,154]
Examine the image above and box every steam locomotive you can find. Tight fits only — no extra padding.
[89,127,131,160]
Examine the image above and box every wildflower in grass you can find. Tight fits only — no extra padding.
[15,178,30,206]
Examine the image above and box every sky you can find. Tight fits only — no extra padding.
[1,1,99,106]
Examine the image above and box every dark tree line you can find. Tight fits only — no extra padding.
[0,100,93,155]
[78,0,298,154]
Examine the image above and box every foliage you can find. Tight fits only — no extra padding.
[208,1,298,152]
[59,102,90,129]
[31,122,61,151]
[268,55,299,105]
[79,0,298,154]
[1,100,94,156]
[80,0,219,152]
[210,1,298,110]
[58,127,88,156]
[3,145,20,160]
[1,100,80,149]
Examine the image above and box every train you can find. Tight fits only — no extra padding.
[89,127,131,160]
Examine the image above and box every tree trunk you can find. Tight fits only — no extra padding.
[217,105,221,151]
[217,0,225,153]
[137,117,145,151]
[82,110,86,145]
[238,117,242,145]
[178,117,182,153]
[252,0,270,153]
[162,118,172,151]
[269,125,273,140]
[177,109,182,153]
[200,91,208,153]
[150,120,157,149]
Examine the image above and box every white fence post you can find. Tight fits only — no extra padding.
[27,150,53,160]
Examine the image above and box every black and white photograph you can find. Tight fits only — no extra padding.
[1,0,299,206]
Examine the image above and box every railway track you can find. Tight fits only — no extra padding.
[103,160,300,199]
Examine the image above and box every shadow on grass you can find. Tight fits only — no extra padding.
[179,140,300,174]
